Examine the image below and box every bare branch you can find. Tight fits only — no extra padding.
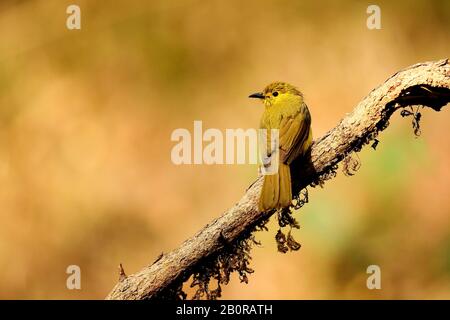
[106,59,450,300]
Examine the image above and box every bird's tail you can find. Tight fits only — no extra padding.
[258,163,292,212]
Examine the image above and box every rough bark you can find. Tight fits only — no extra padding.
[106,59,450,300]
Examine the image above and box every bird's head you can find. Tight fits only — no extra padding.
[249,82,303,107]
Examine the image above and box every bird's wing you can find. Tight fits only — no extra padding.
[279,104,311,164]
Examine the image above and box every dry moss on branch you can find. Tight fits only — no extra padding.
[168,82,449,300]
[156,217,270,300]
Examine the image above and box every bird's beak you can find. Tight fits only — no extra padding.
[248,92,264,99]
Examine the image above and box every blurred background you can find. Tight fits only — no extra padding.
[0,0,449,299]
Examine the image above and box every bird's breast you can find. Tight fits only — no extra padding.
[260,101,302,129]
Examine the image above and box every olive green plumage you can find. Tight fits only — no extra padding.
[249,82,313,212]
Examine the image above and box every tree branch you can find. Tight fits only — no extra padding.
[106,59,450,300]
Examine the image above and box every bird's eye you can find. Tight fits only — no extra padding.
[273,91,279,97]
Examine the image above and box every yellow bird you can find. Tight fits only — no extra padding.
[249,82,313,212]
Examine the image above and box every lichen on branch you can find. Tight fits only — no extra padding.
[106,59,450,300]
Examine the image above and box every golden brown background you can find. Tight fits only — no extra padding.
[0,0,449,299]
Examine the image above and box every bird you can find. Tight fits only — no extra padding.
[249,82,313,212]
